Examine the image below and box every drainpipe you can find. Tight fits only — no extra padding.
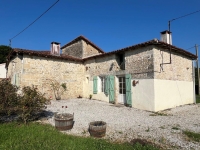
[160,21,172,71]
[193,61,196,104]
[168,21,172,64]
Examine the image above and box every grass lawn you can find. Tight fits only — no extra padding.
[196,95,200,103]
[183,130,200,142]
[0,122,159,150]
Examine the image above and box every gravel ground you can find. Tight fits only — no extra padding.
[43,98,200,149]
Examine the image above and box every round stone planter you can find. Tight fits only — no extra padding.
[54,113,74,131]
[89,121,107,138]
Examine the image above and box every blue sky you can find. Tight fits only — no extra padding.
[1,0,200,54]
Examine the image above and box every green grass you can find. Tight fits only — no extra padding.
[196,95,200,103]
[0,122,159,150]
[171,126,179,130]
[183,130,200,142]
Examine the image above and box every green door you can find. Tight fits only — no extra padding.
[125,74,132,106]
[109,76,115,103]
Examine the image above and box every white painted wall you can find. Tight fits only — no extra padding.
[0,63,6,78]
[132,79,155,111]
[88,77,194,112]
[88,78,109,102]
[131,79,194,112]
[154,79,194,111]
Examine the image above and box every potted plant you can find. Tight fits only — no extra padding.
[54,106,74,130]
[89,94,92,99]
[46,79,67,100]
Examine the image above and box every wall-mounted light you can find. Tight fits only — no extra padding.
[132,80,139,86]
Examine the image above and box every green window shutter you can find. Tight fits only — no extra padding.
[12,74,16,85]
[125,74,132,106]
[93,76,98,94]
[104,76,109,95]
[109,76,115,103]
[16,74,19,86]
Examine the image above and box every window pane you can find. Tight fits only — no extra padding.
[123,89,126,94]
[123,82,126,88]
[119,77,122,82]
[119,89,122,94]
[119,83,122,88]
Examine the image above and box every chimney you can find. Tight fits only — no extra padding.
[160,30,172,45]
[51,42,60,56]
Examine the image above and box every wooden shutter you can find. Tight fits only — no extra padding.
[12,74,16,85]
[16,73,20,86]
[109,76,115,103]
[104,76,109,95]
[93,76,98,94]
[125,74,132,106]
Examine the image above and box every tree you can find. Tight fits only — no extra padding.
[0,45,12,63]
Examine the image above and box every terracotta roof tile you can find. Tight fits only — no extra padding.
[61,35,105,53]
[10,49,83,62]
[6,39,196,69]
[83,39,197,60]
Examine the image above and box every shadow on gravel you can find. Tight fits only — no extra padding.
[38,110,54,120]
[0,110,54,123]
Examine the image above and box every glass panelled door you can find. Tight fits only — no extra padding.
[118,77,126,104]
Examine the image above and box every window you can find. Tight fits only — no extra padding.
[119,77,126,94]
[116,53,125,70]
[100,77,105,92]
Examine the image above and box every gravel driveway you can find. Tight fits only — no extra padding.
[43,98,200,149]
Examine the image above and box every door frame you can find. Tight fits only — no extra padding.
[116,75,127,104]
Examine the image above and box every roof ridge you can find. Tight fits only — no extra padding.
[83,39,197,60]
[12,48,83,61]
[61,35,105,53]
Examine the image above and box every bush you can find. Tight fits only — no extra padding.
[0,78,19,115]
[46,79,67,100]
[17,86,49,124]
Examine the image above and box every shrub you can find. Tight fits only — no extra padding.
[0,78,19,115]
[46,79,67,100]
[17,86,49,124]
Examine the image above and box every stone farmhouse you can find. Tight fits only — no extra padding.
[6,31,197,112]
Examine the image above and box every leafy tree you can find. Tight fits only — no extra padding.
[0,45,12,63]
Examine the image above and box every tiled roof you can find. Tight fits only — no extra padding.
[61,35,105,54]
[8,49,83,62]
[6,39,197,69]
[83,39,197,60]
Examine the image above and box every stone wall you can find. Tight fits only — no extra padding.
[154,47,193,81]
[82,40,102,58]
[83,46,155,98]
[125,46,154,79]
[7,55,23,85]
[84,55,119,78]
[62,40,83,58]
[83,55,119,98]
[84,46,155,79]
[8,54,84,99]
